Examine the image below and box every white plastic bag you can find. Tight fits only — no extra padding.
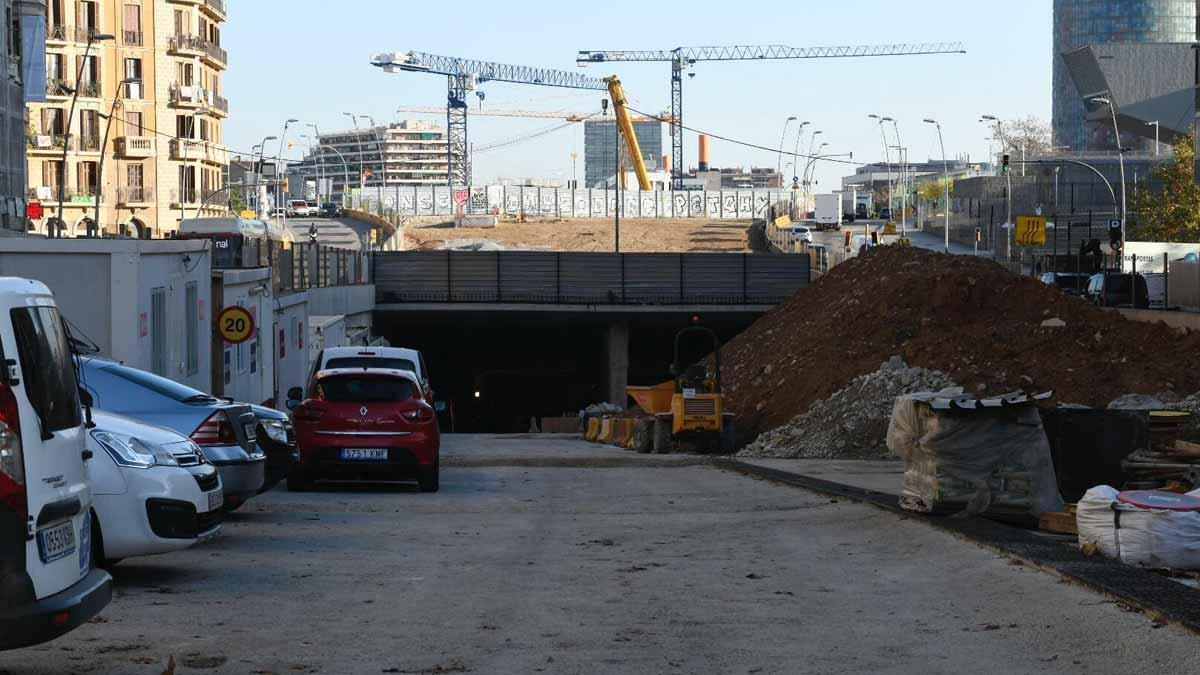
[1076,485,1120,558]
[1076,486,1200,569]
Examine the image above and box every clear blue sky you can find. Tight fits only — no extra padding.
[224,0,1051,189]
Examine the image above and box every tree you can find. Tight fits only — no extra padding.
[917,177,954,206]
[999,116,1052,158]
[1129,135,1200,243]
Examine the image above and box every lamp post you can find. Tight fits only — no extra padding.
[314,145,352,206]
[869,114,894,220]
[924,118,951,253]
[343,112,358,129]
[307,123,323,202]
[777,116,798,179]
[570,152,578,189]
[803,142,829,190]
[93,77,141,236]
[1091,97,1127,257]
[277,118,299,229]
[883,117,907,235]
[257,135,277,219]
[804,130,823,204]
[1147,120,1160,156]
[56,31,115,236]
[981,115,1012,259]
[791,121,811,171]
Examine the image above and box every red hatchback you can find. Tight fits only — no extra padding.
[290,369,440,492]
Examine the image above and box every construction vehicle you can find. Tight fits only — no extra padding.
[815,194,842,231]
[627,324,734,453]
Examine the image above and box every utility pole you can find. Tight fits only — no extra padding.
[869,115,893,220]
[924,118,950,253]
[1092,97,1127,259]
[981,115,1012,259]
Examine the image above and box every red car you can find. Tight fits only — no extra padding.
[289,368,440,492]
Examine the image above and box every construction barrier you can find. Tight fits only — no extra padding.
[585,417,601,442]
[598,417,616,444]
[614,419,635,447]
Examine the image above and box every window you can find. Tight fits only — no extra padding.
[185,282,198,376]
[99,362,214,402]
[173,9,185,36]
[176,61,193,87]
[325,357,416,372]
[316,375,414,404]
[123,58,142,98]
[10,306,82,433]
[124,111,143,136]
[176,114,196,139]
[178,165,195,203]
[223,349,231,386]
[41,108,64,135]
[122,4,141,45]
[77,161,98,194]
[150,287,166,375]
[249,341,257,375]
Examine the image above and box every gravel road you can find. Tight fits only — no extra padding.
[0,434,1196,674]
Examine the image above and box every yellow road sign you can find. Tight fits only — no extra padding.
[1016,216,1047,247]
[217,306,255,344]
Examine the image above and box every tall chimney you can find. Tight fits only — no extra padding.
[698,134,710,172]
[662,154,671,174]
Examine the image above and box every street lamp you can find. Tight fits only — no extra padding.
[343,112,358,128]
[1091,97,1127,257]
[882,117,908,235]
[92,77,141,236]
[869,114,894,220]
[56,31,115,236]
[278,119,299,227]
[777,116,798,179]
[803,142,830,188]
[981,114,1013,259]
[924,118,951,253]
[257,136,277,219]
[1146,120,1160,156]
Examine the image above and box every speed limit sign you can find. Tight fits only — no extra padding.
[217,306,255,344]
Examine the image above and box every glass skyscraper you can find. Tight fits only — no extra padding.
[1053,0,1198,151]
[583,120,663,188]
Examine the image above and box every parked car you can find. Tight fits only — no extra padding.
[79,358,265,511]
[0,279,111,650]
[290,368,440,492]
[1038,272,1090,296]
[1084,272,1150,309]
[250,404,297,494]
[86,410,223,567]
[306,346,433,401]
[786,225,814,244]
[320,202,343,218]
[879,207,893,220]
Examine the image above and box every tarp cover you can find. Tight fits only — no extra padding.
[887,393,1064,519]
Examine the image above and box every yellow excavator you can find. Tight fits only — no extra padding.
[627,323,736,454]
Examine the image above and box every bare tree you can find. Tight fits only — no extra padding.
[1000,116,1053,158]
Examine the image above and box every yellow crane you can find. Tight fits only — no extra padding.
[605,76,652,191]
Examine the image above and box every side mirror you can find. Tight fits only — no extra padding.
[287,386,303,402]
[79,387,94,407]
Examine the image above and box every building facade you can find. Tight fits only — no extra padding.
[1052,0,1197,152]
[292,120,449,201]
[583,119,662,188]
[25,0,229,238]
[3,1,47,233]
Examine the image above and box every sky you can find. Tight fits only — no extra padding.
[223,0,1051,190]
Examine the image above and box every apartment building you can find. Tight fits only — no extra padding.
[292,120,450,201]
[3,1,47,233]
[26,0,228,237]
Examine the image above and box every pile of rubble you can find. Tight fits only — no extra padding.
[739,358,958,459]
[719,246,1200,442]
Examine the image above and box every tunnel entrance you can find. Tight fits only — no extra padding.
[374,310,760,433]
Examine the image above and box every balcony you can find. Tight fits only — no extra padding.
[168,34,205,56]
[171,139,229,165]
[116,186,154,205]
[74,26,104,44]
[201,41,228,69]
[122,30,143,47]
[75,81,102,99]
[46,77,72,98]
[169,189,200,208]
[169,83,206,108]
[201,0,227,20]
[35,187,98,206]
[115,136,154,158]
[77,135,101,153]
[46,24,68,44]
[26,133,69,154]
[211,93,229,117]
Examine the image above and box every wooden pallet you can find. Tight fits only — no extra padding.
[1038,504,1078,535]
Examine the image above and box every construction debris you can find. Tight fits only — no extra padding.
[737,359,957,459]
[719,246,1200,442]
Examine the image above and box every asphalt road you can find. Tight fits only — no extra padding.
[1,435,1197,674]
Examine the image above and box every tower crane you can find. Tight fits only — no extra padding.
[577,42,967,189]
[371,51,608,186]
[394,106,665,123]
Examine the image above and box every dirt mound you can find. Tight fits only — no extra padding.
[738,358,958,459]
[721,246,1200,441]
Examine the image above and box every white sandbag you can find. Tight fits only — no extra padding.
[1076,485,1120,558]
[1076,486,1200,569]
[888,394,1064,519]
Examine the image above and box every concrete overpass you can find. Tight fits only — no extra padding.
[373,251,809,431]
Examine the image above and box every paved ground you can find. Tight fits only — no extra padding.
[1,434,1197,674]
[287,217,370,251]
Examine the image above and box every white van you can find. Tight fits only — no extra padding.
[0,279,111,650]
[298,346,432,402]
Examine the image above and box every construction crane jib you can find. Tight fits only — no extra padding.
[606,77,653,191]
[372,51,608,187]
[577,42,967,190]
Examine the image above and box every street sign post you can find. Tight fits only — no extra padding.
[217,306,255,344]
[1015,216,1047,247]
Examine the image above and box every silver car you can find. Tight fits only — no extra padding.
[80,358,265,510]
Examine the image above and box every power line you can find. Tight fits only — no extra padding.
[474,117,596,154]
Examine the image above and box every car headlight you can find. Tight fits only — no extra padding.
[260,419,290,444]
[92,431,180,469]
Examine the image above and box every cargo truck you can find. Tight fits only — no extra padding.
[856,193,873,221]
[840,189,858,223]
[815,194,842,231]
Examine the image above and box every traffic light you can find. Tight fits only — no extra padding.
[1002,154,1010,174]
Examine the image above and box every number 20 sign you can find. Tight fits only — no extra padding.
[217,306,255,344]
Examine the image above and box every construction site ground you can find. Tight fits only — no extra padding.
[8,434,1198,674]
[405,217,754,252]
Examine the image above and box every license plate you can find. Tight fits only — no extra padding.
[37,520,76,565]
[207,489,224,512]
[683,388,697,399]
[340,448,388,461]
[244,422,257,441]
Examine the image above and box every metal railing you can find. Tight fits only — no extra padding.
[211,93,229,114]
[75,80,101,98]
[26,133,68,150]
[77,135,100,152]
[116,186,153,203]
[46,77,72,97]
[203,0,227,15]
[168,34,205,53]
[203,42,228,66]
[46,24,68,42]
[122,30,143,46]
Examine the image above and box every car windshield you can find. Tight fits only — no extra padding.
[11,306,81,432]
[326,356,417,372]
[97,362,217,403]
[317,375,414,403]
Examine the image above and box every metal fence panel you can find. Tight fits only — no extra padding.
[375,251,448,302]
[498,252,558,303]
[623,254,683,304]
[449,252,499,302]
[559,254,622,304]
[682,255,744,303]
[747,255,810,302]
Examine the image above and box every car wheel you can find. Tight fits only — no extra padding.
[418,460,439,493]
[287,471,313,492]
[90,512,116,570]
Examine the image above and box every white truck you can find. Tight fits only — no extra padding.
[840,189,858,222]
[856,193,874,220]
[815,193,842,231]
